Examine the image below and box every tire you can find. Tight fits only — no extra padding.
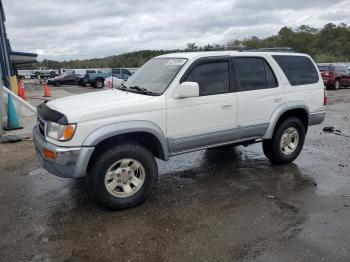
[88,143,158,210]
[333,79,340,90]
[262,139,273,160]
[262,117,305,165]
[94,79,104,89]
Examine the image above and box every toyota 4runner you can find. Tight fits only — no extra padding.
[33,51,326,209]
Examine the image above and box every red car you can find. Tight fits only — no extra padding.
[318,65,350,90]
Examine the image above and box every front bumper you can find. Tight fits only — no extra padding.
[33,126,94,178]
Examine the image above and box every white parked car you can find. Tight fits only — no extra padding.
[34,51,326,209]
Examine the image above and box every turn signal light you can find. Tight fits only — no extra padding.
[63,125,75,140]
[43,148,56,160]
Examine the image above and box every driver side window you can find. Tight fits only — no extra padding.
[184,61,230,96]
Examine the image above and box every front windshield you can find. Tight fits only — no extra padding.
[121,58,188,95]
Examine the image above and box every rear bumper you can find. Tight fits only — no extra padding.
[309,110,326,126]
[33,126,94,178]
[321,78,336,87]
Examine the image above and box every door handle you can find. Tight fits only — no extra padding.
[274,97,282,102]
[221,104,233,109]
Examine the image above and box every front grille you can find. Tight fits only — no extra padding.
[37,117,46,137]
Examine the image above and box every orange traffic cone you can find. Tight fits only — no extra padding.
[18,80,26,100]
[43,82,52,97]
[17,81,23,97]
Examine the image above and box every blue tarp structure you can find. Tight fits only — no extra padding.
[0,0,37,88]
[0,0,37,132]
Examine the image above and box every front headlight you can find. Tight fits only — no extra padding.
[45,122,76,141]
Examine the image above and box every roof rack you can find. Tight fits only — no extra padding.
[255,47,294,52]
[201,44,248,51]
[194,45,295,53]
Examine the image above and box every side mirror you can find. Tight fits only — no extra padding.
[174,82,199,99]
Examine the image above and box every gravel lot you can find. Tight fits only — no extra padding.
[0,86,350,261]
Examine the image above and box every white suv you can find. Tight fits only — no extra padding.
[33,51,326,209]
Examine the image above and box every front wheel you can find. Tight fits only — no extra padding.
[94,80,104,88]
[88,143,158,210]
[263,117,305,165]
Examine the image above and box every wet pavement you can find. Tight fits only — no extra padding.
[1,89,350,261]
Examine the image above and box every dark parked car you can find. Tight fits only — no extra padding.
[112,68,132,81]
[47,74,83,86]
[79,72,111,88]
[318,65,350,90]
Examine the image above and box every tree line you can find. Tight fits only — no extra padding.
[34,23,350,70]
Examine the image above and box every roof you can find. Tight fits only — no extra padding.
[156,51,309,60]
[10,51,38,69]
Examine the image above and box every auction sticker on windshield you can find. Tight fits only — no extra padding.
[166,59,187,66]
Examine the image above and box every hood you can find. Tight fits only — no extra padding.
[47,89,155,122]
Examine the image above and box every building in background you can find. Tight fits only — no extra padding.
[0,0,37,88]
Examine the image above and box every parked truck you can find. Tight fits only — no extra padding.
[78,72,111,88]
[30,67,59,79]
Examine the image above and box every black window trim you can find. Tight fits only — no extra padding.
[232,56,279,92]
[180,56,234,95]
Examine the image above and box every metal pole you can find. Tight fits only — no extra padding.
[0,66,4,135]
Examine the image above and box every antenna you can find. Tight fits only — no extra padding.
[111,67,113,89]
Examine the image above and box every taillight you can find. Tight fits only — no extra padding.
[323,89,328,105]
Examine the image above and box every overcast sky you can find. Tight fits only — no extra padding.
[2,0,350,61]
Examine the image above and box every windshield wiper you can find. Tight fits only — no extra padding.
[119,83,127,90]
[129,85,154,95]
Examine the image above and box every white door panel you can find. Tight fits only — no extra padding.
[284,84,324,112]
[233,57,284,126]
[167,93,237,138]
[237,88,284,125]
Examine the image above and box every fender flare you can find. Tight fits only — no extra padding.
[263,101,310,139]
[82,120,170,160]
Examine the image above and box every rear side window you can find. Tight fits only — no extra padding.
[185,61,230,96]
[339,66,347,74]
[273,55,319,86]
[234,57,278,91]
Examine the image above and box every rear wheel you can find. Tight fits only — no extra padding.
[88,143,158,210]
[263,117,305,164]
[334,79,340,90]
